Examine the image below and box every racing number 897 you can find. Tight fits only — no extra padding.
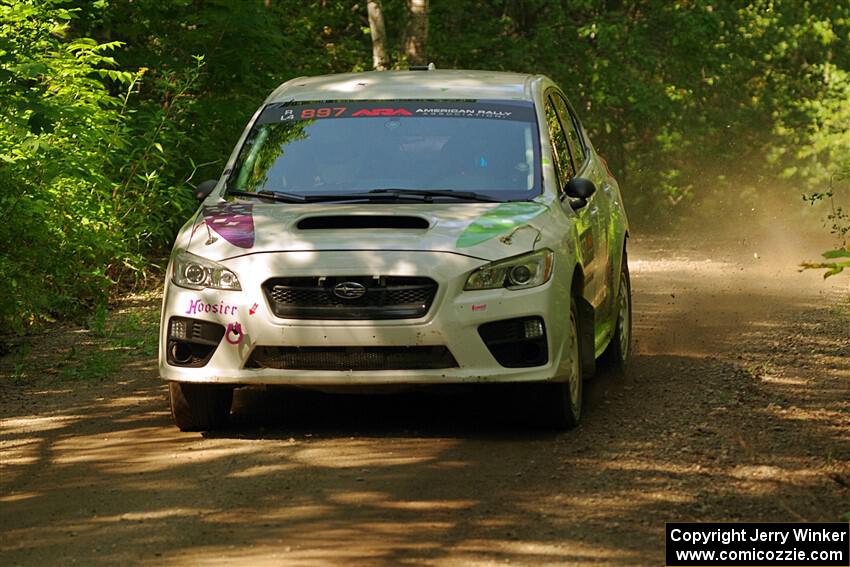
[300,107,346,119]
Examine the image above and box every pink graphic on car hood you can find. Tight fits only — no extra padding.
[202,203,255,248]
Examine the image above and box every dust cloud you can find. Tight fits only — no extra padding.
[630,168,850,279]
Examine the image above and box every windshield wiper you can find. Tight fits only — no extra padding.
[226,189,411,204]
[226,189,306,203]
[302,192,425,203]
[295,190,499,203]
[367,188,499,202]
[226,188,501,204]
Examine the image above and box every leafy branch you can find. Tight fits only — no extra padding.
[802,168,850,279]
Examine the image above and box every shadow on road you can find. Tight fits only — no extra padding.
[1,238,848,566]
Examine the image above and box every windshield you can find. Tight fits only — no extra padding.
[228,100,541,201]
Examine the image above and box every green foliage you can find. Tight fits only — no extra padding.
[6,295,160,382]
[0,0,197,332]
[88,302,109,337]
[61,302,158,380]
[802,167,850,278]
[427,0,850,229]
[801,248,850,279]
[81,0,373,182]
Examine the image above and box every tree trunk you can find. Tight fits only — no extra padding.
[367,0,389,71]
[404,0,428,66]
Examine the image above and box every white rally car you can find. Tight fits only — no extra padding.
[160,69,631,431]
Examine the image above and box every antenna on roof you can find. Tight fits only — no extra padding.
[409,62,436,71]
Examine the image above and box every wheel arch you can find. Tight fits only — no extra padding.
[613,230,630,301]
[571,264,596,379]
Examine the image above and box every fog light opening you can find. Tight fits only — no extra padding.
[520,341,542,363]
[478,316,548,368]
[170,342,194,365]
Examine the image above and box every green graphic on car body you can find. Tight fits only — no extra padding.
[456,202,548,248]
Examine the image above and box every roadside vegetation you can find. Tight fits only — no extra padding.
[4,289,159,382]
[801,167,850,280]
[2,0,848,334]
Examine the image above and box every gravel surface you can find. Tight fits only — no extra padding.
[1,236,848,566]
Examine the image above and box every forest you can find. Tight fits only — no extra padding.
[2,0,849,331]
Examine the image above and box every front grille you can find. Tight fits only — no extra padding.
[247,346,458,370]
[263,276,437,320]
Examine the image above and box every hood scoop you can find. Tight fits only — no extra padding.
[297,215,430,230]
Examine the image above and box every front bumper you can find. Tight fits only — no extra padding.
[159,250,575,385]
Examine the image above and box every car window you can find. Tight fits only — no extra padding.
[544,96,575,190]
[551,93,586,169]
[229,100,541,201]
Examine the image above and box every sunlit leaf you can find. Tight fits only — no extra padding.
[822,248,850,259]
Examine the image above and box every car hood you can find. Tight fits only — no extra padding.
[182,200,551,262]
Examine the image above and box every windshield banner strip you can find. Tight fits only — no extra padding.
[258,101,535,124]
[456,202,548,248]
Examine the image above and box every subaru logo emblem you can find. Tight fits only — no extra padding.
[333,281,367,300]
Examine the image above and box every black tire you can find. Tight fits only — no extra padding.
[600,251,632,375]
[531,297,583,430]
[169,382,234,432]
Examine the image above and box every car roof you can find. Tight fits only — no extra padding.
[267,70,544,103]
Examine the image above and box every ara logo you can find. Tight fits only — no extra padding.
[351,108,413,117]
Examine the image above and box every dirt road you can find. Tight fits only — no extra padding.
[1,236,848,566]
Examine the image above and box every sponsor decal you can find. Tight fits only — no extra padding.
[300,107,346,119]
[225,322,243,345]
[186,299,238,316]
[280,107,347,121]
[249,303,258,315]
[352,108,413,117]
[202,202,255,249]
[456,202,548,248]
[415,108,512,119]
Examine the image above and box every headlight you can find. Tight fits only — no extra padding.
[171,250,241,291]
[464,249,554,291]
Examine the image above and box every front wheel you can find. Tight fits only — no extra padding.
[531,297,583,429]
[169,382,234,432]
[600,252,632,375]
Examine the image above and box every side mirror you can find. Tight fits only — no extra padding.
[565,178,596,210]
[195,179,218,202]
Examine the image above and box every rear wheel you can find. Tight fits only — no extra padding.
[169,382,234,432]
[532,297,582,429]
[600,252,632,375]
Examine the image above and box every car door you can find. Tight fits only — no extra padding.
[543,90,608,311]
[550,92,612,313]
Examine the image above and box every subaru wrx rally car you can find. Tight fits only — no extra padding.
[160,69,631,431]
